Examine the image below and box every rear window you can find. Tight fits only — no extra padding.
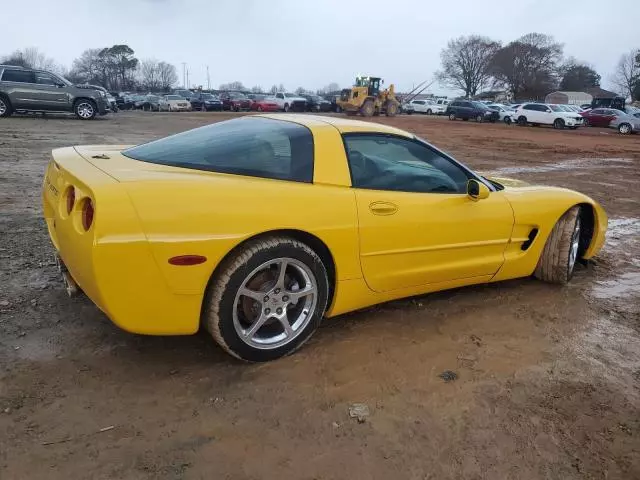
[123,117,314,183]
[1,69,33,83]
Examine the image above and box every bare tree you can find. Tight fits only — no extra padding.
[609,50,640,99]
[139,59,161,91]
[435,35,501,97]
[490,33,563,100]
[269,84,278,94]
[157,62,178,92]
[3,47,66,75]
[250,85,263,93]
[219,81,245,91]
[294,87,306,95]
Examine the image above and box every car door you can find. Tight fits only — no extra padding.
[585,108,604,126]
[31,71,69,110]
[601,109,618,127]
[343,133,514,292]
[0,69,36,108]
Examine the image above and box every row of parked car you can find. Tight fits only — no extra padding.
[402,96,640,134]
[113,90,338,114]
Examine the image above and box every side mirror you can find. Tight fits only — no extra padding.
[467,179,490,201]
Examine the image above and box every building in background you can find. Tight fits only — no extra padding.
[545,87,619,106]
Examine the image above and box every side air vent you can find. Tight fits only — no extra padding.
[521,228,539,251]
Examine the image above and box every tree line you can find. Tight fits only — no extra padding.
[436,33,640,101]
[2,45,178,92]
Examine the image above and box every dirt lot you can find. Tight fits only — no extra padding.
[1,111,639,479]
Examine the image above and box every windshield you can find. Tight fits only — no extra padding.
[230,92,247,99]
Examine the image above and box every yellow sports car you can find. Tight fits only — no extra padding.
[43,114,607,361]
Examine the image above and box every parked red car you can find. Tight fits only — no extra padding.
[249,94,279,112]
[219,91,251,111]
[580,108,625,127]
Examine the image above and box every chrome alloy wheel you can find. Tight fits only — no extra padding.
[76,102,94,119]
[569,217,581,274]
[0,98,7,116]
[233,257,318,350]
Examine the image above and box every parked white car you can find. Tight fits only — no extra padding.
[514,103,584,129]
[160,95,192,112]
[404,99,438,114]
[430,98,449,115]
[487,104,516,124]
[273,92,307,112]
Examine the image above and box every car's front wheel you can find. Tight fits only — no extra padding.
[74,99,97,120]
[204,236,329,362]
[534,206,582,284]
[448,112,456,121]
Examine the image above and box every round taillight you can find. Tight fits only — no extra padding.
[66,187,75,214]
[82,199,94,231]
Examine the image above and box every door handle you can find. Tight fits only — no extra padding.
[369,201,398,215]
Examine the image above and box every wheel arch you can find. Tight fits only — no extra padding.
[201,228,337,322]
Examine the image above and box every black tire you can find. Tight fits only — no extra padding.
[582,118,590,127]
[517,116,527,126]
[0,95,13,117]
[426,109,432,115]
[203,236,329,362]
[360,99,374,117]
[257,105,263,112]
[385,101,398,117]
[553,118,565,130]
[618,123,632,135]
[201,104,206,112]
[504,116,512,125]
[283,103,290,112]
[475,114,483,123]
[74,99,97,120]
[448,112,456,121]
[534,207,581,284]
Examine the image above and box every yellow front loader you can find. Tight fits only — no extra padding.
[336,76,399,117]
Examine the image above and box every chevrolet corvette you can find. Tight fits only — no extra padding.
[42,114,607,361]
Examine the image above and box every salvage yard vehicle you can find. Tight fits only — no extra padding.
[404,99,435,114]
[580,108,625,127]
[487,104,516,124]
[220,91,251,111]
[302,94,332,112]
[42,114,608,362]
[609,111,640,134]
[189,93,222,111]
[249,94,279,112]
[273,92,307,112]
[337,75,400,117]
[0,65,111,119]
[447,100,499,122]
[515,103,584,129]
[160,94,193,112]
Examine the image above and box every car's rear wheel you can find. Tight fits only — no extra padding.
[553,118,565,130]
[517,116,527,126]
[618,123,632,135]
[204,236,329,362]
[475,114,483,123]
[0,95,13,117]
[74,99,96,120]
[504,116,512,125]
[534,206,582,284]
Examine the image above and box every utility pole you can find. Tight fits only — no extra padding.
[206,65,210,91]
[182,62,186,89]
[186,69,190,89]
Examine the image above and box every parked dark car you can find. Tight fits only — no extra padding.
[190,93,223,111]
[138,94,161,111]
[219,91,251,111]
[303,94,331,112]
[0,64,110,119]
[446,100,499,122]
[327,95,342,112]
[173,89,194,100]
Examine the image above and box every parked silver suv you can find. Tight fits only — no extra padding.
[0,65,110,120]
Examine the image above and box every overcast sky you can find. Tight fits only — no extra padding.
[2,0,639,94]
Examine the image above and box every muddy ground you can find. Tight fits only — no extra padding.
[1,111,639,479]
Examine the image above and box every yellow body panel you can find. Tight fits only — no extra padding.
[42,114,607,336]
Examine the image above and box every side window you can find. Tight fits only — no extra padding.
[276,93,284,99]
[451,101,460,107]
[34,72,59,85]
[415,100,424,105]
[343,134,470,194]
[1,69,34,83]
[523,104,535,111]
